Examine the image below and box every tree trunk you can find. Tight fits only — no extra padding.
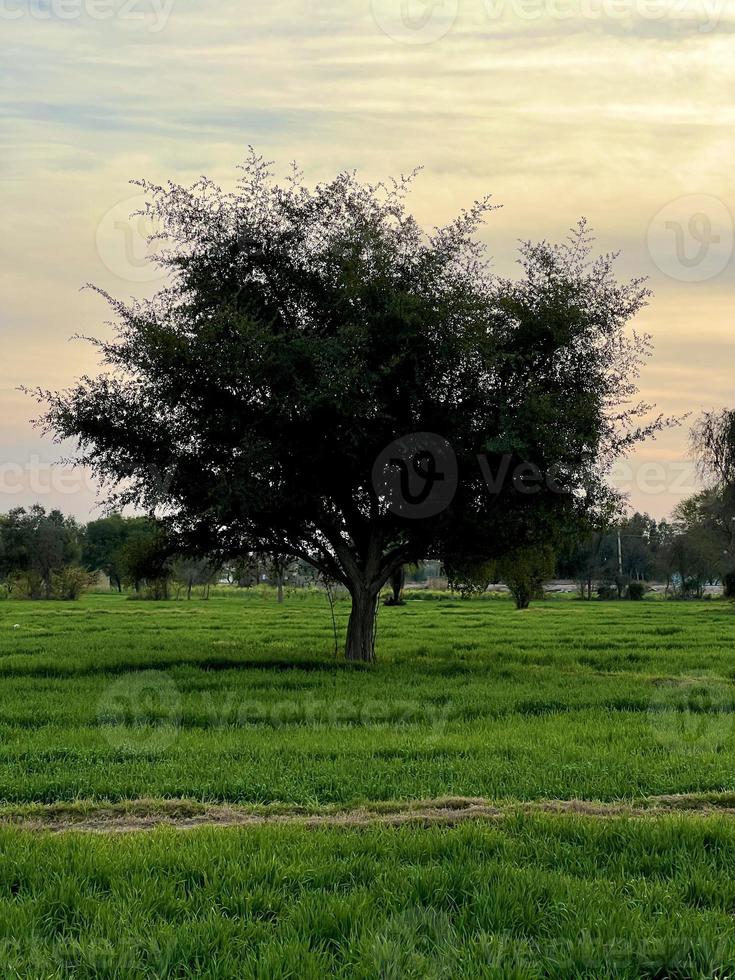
[345,587,378,663]
[277,574,284,604]
[387,566,405,605]
[513,589,531,610]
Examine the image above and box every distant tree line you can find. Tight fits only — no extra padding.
[0,509,311,602]
[4,485,735,606]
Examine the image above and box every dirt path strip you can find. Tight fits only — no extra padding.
[3,792,735,833]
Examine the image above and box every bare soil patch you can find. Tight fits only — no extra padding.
[3,792,735,834]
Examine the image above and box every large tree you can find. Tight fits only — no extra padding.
[31,154,662,660]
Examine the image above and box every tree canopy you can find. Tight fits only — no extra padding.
[31,154,663,659]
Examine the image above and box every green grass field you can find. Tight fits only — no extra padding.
[1,592,735,976]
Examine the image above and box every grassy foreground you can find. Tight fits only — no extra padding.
[1,592,735,975]
[2,814,735,978]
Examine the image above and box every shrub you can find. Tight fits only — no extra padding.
[7,572,45,600]
[127,578,171,601]
[627,581,646,601]
[596,583,617,601]
[6,567,91,601]
[51,566,92,601]
[723,571,735,599]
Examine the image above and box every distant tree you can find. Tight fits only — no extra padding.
[664,492,726,596]
[559,531,607,599]
[0,506,81,598]
[384,565,406,606]
[0,506,83,599]
[651,519,677,593]
[173,556,220,599]
[0,509,30,584]
[445,555,500,599]
[31,155,664,659]
[117,520,172,598]
[82,513,131,592]
[688,410,735,581]
[691,409,735,486]
[559,509,674,599]
[266,555,289,603]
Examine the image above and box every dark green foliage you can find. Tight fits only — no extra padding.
[723,571,735,599]
[0,506,82,599]
[559,514,676,599]
[627,581,646,601]
[116,520,173,598]
[83,514,142,592]
[596,583,617,600]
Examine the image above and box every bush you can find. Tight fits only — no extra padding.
[596,583,617,601]
[627,581,646,601]
[51,566,92,601]
[6,567,91,601]
[127,578,171,601]
[723,571,735,599]
[7,572,45,600]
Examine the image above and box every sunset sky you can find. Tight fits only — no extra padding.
[2,0,734,519]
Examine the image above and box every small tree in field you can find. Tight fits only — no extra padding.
[173,557,220,600]
[498,546,555,609]
[31,154,663,660]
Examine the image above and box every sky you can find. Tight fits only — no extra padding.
[2,0,734,520]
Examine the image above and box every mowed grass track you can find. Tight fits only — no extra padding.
[0,593,734,803]
[2,594,735,976]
